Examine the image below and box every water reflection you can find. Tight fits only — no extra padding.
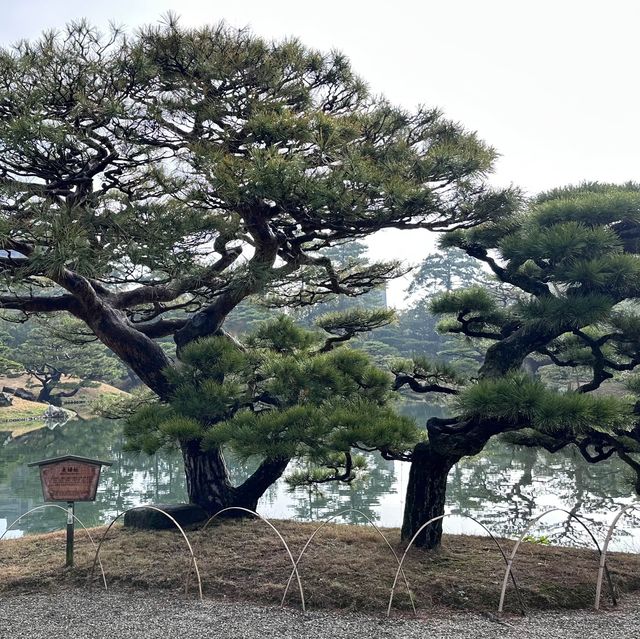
[0,419,185,537]
[449,444,640,551]
[1,412,640,551]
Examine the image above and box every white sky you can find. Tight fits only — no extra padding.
[3,0,639,304]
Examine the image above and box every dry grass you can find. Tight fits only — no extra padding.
[1,519,639,616]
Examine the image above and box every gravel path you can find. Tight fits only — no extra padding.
[1,591,639,639]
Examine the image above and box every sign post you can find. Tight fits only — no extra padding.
[28,455,112,568]
[66,501,74,567]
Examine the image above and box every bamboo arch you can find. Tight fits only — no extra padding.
[497,507,616,614]
[88,505,203,600]
[280,508,416,615]
[0,504,107,590]
[595,503,640,610]
[387,512,525,617]
[4,501,637,615]
[189,506,306,612]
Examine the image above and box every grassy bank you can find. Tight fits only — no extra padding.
[0,397,50,437]
[0,376,129,438]
[1,519,639,615]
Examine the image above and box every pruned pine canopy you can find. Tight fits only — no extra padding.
[2,315,125,401]
[124,316,420,481]
[0,20,513,398]
[406,184,640,471]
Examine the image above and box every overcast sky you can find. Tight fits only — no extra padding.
[3,1,639,303]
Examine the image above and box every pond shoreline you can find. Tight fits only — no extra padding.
[3,417,640,550]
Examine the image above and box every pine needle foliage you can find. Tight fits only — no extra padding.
[0,17,511,391]
[399,182,640,532]
[457,374,631,437]
[500,222,622,268]
[430,287,498,315]
[246,316,320,353]
[391,356,466,387]
[125,315,420,481]
[315,308,396,336]
[434,184,640,355]
[429,287,508,339]
[1,315,126,402]
[515,295,614,333]
[533,186,640,227]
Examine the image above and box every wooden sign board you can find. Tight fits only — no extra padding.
[29,455,112,502]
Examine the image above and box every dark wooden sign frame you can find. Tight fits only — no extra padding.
[28,455,112,566]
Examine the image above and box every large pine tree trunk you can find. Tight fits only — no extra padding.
[181,442,234,513]
[401,442,458,550]
[35,369,62,404]
[181,441,290,515]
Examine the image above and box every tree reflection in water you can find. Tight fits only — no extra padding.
[0,419,185,535]
[449,441,640,549]
[1,414,640,551]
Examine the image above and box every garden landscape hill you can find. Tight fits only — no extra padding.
[0,375,128,439]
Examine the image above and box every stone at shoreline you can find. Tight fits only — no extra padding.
[43,404,68,419]
[123,503,208,530]
[2,386,37,401]
[0,392,12,407]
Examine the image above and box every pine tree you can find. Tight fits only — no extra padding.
[5,316,126,403]
[124,315,420,512]
[0,19,514,514]
[0,325,18,374]
[293,241,388,326]
[394,183,640,548]
[406,247,487,302]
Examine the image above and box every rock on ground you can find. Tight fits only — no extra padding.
[123,503,208,530]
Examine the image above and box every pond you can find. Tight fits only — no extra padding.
[1,411,640,551]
